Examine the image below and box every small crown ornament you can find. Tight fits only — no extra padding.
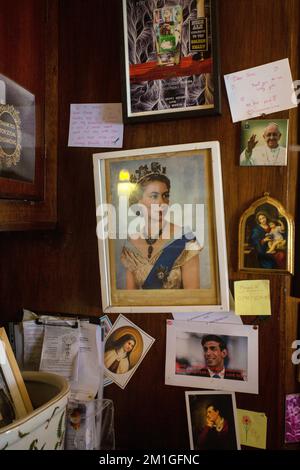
[155,265,170,282]
[130,162,167,184]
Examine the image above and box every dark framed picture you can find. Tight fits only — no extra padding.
[238,193,294,274]
[93,142,229,313]
[185,391,240,450]
[121,0,221,123]
[0,73,44,201]
[0,1,58,231]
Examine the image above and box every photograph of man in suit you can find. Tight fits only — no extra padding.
[196,334,244,380]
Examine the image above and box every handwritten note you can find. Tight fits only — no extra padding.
[234,280,271,316]
[224,59,297,123]
[68,103,123,148]
[237,409,267,449]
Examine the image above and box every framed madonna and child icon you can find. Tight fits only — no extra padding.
[238,193,294,275]
[93,141,229,313]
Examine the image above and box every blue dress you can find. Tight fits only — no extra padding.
[250,224,278,269]
[121,232,202,289]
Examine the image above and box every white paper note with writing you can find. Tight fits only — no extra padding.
[23,320,44,371]
[68,103,123,148]
[172,310,243,325]
[70,322,103,401]
[40,324,80,381]
[224,59,297,123]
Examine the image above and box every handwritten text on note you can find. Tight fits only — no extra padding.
[234,280,271,316]
[224,59,297,123]
[68,103,123,148]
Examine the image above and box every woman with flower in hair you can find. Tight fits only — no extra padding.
[121,161,202,289]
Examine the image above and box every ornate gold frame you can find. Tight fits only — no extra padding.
[238,193,294,274]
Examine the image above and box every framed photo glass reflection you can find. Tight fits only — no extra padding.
[93,141,229,313]
[0,73,43,201]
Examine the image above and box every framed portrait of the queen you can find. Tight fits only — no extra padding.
[93,141,229,313]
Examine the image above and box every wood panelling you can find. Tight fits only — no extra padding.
[0,0,58,228]
[0,0,299,450]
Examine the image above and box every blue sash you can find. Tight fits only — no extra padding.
[142,233,195,289]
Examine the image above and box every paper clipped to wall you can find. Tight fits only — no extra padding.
[68,103,123,148]
[224,59,297,123]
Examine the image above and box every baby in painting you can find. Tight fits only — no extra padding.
[266,219,286,254]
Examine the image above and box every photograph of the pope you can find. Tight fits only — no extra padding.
[240,119,288,166]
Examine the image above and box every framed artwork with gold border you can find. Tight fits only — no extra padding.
[93,141,229,313]
[238,193,294,274]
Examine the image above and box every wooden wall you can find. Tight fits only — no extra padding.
[0,0,299,450]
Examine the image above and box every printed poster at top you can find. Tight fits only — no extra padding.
[122,0,221,121]
[224,59,297,123]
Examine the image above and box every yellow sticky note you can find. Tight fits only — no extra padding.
[234,280,271,316]
[237,409,267,449]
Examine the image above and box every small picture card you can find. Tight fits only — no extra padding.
[103,314,155,389]
[285,393,300,443]
[185,391,240,450]
[240,119,289,166]
[237,409,267,449]
[224,58,297,123]
[165,320,258,394]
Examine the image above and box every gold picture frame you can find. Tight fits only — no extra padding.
[0,327,33,420]
[238,193,294,274]
[93,141,229,313]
